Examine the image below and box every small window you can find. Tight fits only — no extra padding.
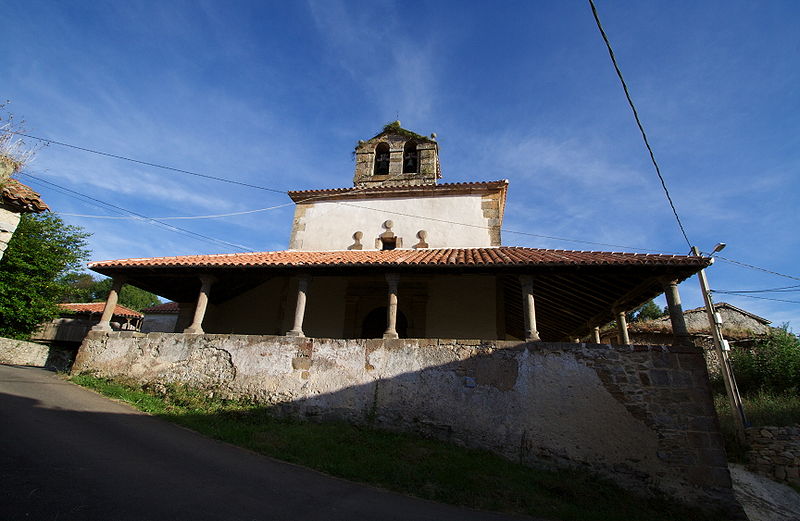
[403,141,418,174]
[374,142,390,175]
[381,237,397,250]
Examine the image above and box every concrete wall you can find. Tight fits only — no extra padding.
[73,332,742,516]
[289,195,494,251]
[0,204,21,262]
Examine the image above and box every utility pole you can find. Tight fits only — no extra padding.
[691,245,748,444]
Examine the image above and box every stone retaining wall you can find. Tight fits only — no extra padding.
[72,331,744,517]
[746,425,800,487]
[0,336,49,366]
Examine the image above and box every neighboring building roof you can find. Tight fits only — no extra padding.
[1,179,49,212]
[59,302,142,319]
[287,180,509,203]
[142,301,180,314]
[680,302,771,325]
[88,247,707,270]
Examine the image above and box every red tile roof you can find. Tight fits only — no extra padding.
[59,302,142,318]
[89,247,708,270]
[142,301,180,314]
[1,179,48,212]
[287,180,508,202]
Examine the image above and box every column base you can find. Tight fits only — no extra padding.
[91,323,112,332]
[382,331,399,339]
[183,326,204,334]
[286,330,305,337]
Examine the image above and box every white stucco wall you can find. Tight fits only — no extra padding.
[0,206,21,262]
[291,194,494,251]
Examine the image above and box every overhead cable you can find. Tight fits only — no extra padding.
[3,129,286,194]
[588,0,692,249]
[21,172,255,252]
[710,291,800,305]
[715,255,800,282]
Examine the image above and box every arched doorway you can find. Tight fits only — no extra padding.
[361,306,408,338]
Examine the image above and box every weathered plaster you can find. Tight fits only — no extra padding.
[0,204,21,261]
[73,333,742,516]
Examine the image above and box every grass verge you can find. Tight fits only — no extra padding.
[70,373,727,521]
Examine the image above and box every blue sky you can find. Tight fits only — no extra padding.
[2,1,799,328]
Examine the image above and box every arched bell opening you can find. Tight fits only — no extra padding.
[402,140,418,174]
[374,142,390,175]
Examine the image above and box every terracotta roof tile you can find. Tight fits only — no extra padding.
[142,301,180,314]
[59,302,142,318]
[288,180,508,202]
[1,179,48,212]
[89,247,709,271]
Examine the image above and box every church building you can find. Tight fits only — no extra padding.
[88,122,707,343]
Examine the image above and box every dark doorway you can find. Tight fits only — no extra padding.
[361,307,408,338]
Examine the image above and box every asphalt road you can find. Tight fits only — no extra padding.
[0,365,530,521]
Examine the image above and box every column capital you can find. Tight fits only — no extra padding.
[198,274,217,287]
[385,272,400,286]
[111,275,127,286]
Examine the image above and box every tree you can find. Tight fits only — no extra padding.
[90,277,161,312]
[632,299,666,322]
[729,325,800,395]
[60,273,161,312]
[0,212,90,338]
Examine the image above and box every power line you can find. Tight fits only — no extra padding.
[58,202,295,220]
[710,291,800,305]
[588,0,692,249]
[713,284,800,294]
[21,172,256,252]
[7,128,684,255]
[715,255,800,282]
[3,129,286,194]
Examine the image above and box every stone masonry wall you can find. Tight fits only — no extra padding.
[746,425,800,487]
[72,332,743,517]
[0,336,50,366]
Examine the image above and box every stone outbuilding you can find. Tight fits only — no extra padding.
[141,301,180,333]
[87,123,709,343]
[30,303,142,347]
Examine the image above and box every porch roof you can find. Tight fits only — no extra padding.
[88,247,710,341]
[89,246,705,270]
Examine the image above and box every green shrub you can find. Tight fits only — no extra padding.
[729,325,800,395]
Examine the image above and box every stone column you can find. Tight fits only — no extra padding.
[616,311,630,345]
[286,275,312,337]
[519,275,541,341]
[664,279,691,346]
[92,276,126,331]
[184,275,215,334]
[383,273,400,339]
[593,326,601,344]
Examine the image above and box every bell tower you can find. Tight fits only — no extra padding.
[353,121,441,188]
